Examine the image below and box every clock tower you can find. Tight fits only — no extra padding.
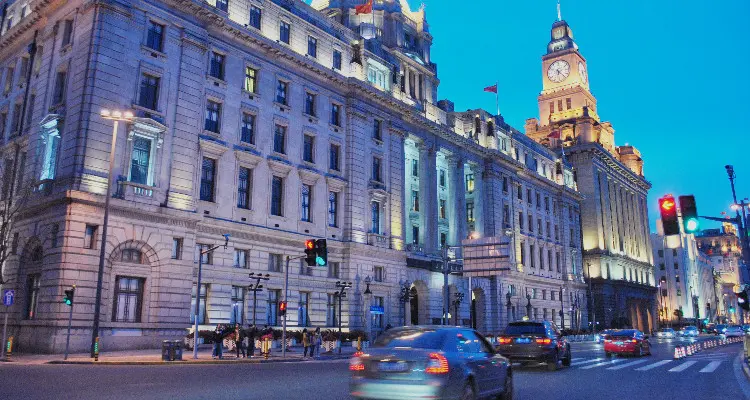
[537,19,597,127]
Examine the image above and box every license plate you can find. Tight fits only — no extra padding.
[515,338,531,344]
[378,362,409,372]
[615,341,623,345]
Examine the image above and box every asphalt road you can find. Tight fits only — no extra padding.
[1,337,748,400]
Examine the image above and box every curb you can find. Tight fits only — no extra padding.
[45,355,352,366]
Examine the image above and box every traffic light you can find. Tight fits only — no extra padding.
[279,301,287,317]
[658,195,680,236]
[304,239,317,266]
[315,239,327,266]
[63,287,75,306]
[737,290,750,312]
[678,195,699,234]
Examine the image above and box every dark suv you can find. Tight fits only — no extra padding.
[496,320,571,371]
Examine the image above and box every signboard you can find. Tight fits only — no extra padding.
[370,306,384,315]
[461,236,511,277]
[2,290,14,307]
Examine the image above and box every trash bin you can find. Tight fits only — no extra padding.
[162,340,174,361]
[171,340,183,361]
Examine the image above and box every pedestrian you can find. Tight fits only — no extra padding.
[212,324,224,359]
[235,324,246,358]
[246,324,256,357]
[302,328,310,359]
[312,327,322,358]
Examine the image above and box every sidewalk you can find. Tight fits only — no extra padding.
[1,345,357,366]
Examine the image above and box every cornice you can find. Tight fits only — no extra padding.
[568,142,651,191]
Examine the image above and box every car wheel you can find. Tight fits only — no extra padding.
[460,381,476,400]
[638,345,643,357]
[500,375,514,400]
[562,347,572,367]
[605,351,612,358]
[547,352,559,371]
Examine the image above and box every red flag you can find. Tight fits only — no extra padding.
[483,84,498,93]
[547,130,560,138]
[355,0,373,15]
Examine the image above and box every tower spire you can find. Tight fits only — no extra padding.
[557,0,562,21]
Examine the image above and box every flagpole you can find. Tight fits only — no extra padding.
[495,81,499,116]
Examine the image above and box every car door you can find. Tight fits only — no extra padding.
[477,333,508,396]
[457,330,492,396]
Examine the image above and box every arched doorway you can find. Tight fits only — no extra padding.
[409,281,429,325]
[409,287,419,325]
[471,288,486,332]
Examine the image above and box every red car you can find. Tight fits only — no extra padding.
[603,329,652,357]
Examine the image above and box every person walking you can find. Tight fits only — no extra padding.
[302,328,310,359]
[212,324,225,359]
[234,325,246,358]
[246,324,256,357]
[312,327,322,358]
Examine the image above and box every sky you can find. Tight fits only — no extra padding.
[309,0,750,232]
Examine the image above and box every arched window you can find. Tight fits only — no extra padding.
[473,116,481,139]
[121,248,143,264]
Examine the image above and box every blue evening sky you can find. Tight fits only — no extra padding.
[308,0,750,231]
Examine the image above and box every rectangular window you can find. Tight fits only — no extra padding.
[10,103,21,134]
[333,50,342,70]
[659,263,665,270]
[440,232,447,247]
[53,71,67,104]
[549,250,554,271]
[307,36,317,58]
[566,98,572,110]
[330,103,341,126]
[657,250,664,258]
[267,289,280,326]
[371,201,380,234]
[328,261,340,279]
[237,167,252,209]
[138,74,159,111]
[303,134,315,163]
[276,80,288,105]
[231,286,245,325]
[439,170,446,187]
[549,102,554,115]
[113,276,144,323]
[271,176,283,216]
[301,184,312,222]
[3,67,13,95]
[25,274,40,320]
[200,157,216,202]
[298,292,310,326]
[240,112,255,144]
[374,119,382,141]
[374,266,384,282]
[204,100,221,133]
[62,20,74,47]
[233,249,248,269]
[19,58,29,82]
[520,241,525,265]
[304,92,316,116]
[411,159,419,177]
[503,204,510,227]
[279,21,290,44]
[465,173,475,193]
[249,6,262,29]
[517,184,523,200]
[557,100,563,112]
[209,52,225,80]
[439,199,446,219]
[519,212,524,230]
[273,124,286,154]
[412,225,419,245]
[328,191,338,227]
[268,253,282,272]
[466,202,475,222]
[146,21,164,52]
[530,244,535,268]
[527,189,532,205]
[171,238,183,260]
[129,137,152,185]
[372,157,382,182]
[84,224,98,249]
[537,219,542,234]
[326,293,337,327]
[528,215,533,232]
[502,176,509,193]
[412,190,420,212]
[329,143,340,171]
[215,0,228,12]
[244,66,258,93]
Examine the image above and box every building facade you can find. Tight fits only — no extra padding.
[0,0,586,353]
[696,225,745,323]
[524,17,657,332]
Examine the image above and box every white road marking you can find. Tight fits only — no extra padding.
[668,361,696,372]
[579,358,624,370]
[635,360,672,371]
[570,358,603,366]
[699,361,722,373]
[606,359,650,370]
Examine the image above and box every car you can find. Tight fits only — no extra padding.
[603,329,652,357]
[723,325,745,338]
[595,330,614,343]
[715,324,728,335]
[742,324,750,333]
[704,323,717,334]
[680,326,699,337]
[655,328,676,338]
[495,320,571,371]
[349,326,513,400]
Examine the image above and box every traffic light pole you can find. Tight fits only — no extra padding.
[282,255,305,358]
[64,291,74,360]
[192,236,229,360]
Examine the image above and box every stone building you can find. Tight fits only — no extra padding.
[0,0,585,353]
[696,225,744,323]
[524,16,656,332]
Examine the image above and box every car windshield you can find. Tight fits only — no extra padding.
[372,329,445,349]
[504,323,546,335]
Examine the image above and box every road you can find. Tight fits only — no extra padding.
[1,337,748,400]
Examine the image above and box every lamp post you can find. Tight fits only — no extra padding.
[335,281,352,354]
[248,273,270,326]
[559,286,565,330]
[192,235,230,359]
[398,280,412,326]
[90,109,134,357]
[725,165,750,274]
[506,292,512,327]
[452,292,465,326]
[526,292,532,320]
[363,276,372,340]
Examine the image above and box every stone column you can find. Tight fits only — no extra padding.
[418,144,438,253]
[389,129,406,250]
[448,155,465,246]
[472,163,485,237]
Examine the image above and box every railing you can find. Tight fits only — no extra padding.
[406,243,425,255]
[367,233,389,248]
[118,181,156,203]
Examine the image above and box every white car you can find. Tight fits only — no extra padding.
[656,328,675,338]
[723,325,745,337]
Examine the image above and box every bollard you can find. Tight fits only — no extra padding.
[356,336,362,352]
[263,338,270,360]
[94,337,100,361]
[5,336,12,361]
[674,346,681,359]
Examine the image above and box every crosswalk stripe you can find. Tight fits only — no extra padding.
[635,360,672,371]
[699,361,722,373]
[570,358,603,366]
[606,359,650,370]
[579,358,625,370]
[668,361,696,372]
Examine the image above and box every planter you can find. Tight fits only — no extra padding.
[223,338,236,351]
[184,337,204,350]
[322,340,341,352]
[284,338,297,348]
[350,341,370,349]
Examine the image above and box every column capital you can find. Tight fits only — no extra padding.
[446,154,463,168]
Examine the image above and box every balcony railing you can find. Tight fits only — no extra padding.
[367,233,389,249]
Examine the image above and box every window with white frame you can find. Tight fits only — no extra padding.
[113,276,144,323]
[234,249,248,268]
[231,286,245,325]
[249,6,262,29]
[237,167,252,209]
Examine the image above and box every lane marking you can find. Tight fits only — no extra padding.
[635,360,672,371]
[570,358,603,366]
[699,361,722,373]
[606,359,650,370]
[579,358,624,370]
[668,361,696,372]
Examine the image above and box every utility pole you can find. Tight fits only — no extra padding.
[192,235,230,359]
[334,281,352,354]
[725,165,750,277]
[248,273,269,326]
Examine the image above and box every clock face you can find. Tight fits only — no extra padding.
[578,62,588,83]
[547,60,570,83]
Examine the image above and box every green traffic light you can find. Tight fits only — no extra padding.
[316,256,325,266]
[685,218,699,232]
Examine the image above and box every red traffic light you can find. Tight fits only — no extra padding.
[660,198,675,211]
[658,195,680,236]
[305,240,314,250]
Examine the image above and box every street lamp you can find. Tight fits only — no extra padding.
[526,292,533,320]
[363,276,372,341]
[399,280,413,326]
[452,292,465,325]
[192,234,230,359]
[506,292,513,326]
[90,109,134,357]
[725,165,750,273]
[248,273,270,326]
[334,281,352,354]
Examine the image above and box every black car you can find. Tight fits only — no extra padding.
[495,321,571,371]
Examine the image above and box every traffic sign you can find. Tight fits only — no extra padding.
[2,290,14,306]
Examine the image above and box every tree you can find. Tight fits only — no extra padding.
[673,308,684,328]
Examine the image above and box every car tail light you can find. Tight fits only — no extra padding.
[425,352,449,374]
[630,339,638,344]
[604,339,611,343]
[498,337,512,344]
[535,338,552,345]
[349,356,365,371]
